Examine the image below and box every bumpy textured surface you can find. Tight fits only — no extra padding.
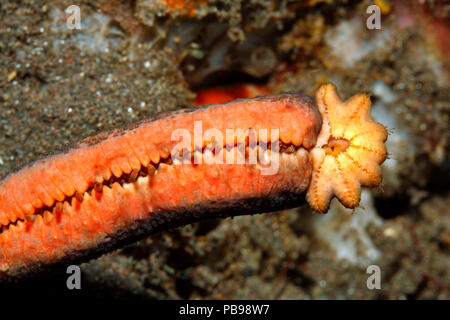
[0,84,389,281]
[306,83,388,212]
[0,93,321,280]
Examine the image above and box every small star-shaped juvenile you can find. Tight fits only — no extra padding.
[306,83,388,213]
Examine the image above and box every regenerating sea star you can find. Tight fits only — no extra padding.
[306,83,388,212]
[0,84,387,280]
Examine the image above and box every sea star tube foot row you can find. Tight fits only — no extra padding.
[0,83,387,280]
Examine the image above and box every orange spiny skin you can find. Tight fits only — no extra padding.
[0,93,321,280]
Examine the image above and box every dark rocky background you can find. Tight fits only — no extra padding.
[1,0,448,299]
